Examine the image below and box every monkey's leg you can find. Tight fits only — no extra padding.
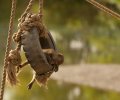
[28,73,36,89]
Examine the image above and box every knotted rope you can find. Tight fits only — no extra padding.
[6,0,35,87]
[13,0,44,43]
[0,0,16,100]
[13,13,46,43]
[12,0,49,89]
[7,49,21,85]
[0,0,36,99]
[0,0,62,99]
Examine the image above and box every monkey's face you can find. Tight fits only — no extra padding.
[52,53,64,65]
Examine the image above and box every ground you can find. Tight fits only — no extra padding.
[51,64,120,92]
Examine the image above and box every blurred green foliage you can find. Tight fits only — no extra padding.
[0,0,120,100]
[0,0,120,64]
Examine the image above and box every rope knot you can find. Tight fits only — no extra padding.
[13,13,45,43]
[6,50,21,85]
[8,50,21,66]
[12,30,22,43]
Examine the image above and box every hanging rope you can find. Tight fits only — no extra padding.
[13,0,44,43]
[13,0,35,43]
[0,0,16,100]
[39,0,43,22]
[86,0,120,20]
[19,0,35,24]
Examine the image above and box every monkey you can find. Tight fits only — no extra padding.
[17,48,64,89]
[17,49,64,71]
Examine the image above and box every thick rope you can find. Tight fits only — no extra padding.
[86,0,120,20]
[0,0,16,100]
[13,0,45,43]
[7,49,21,85]
[13,0,35,43]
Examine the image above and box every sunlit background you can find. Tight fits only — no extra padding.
[0,0,120,100]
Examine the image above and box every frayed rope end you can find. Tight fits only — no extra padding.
[6,49,21,86]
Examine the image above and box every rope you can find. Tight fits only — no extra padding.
[0,0,16,100]
[0,0,44,95]
[7,49,21,85]
[13,0,45,43]
[86,0,120,20]
[19,0,35,24]
[39,0,43,22]
[13,0,35,43]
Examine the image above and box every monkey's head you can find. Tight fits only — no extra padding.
[52,53,64,65]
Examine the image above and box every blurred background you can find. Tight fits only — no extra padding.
[0,0,120,100]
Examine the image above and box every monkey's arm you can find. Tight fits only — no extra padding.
[17,49,53,73]
[17,61,29,73]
